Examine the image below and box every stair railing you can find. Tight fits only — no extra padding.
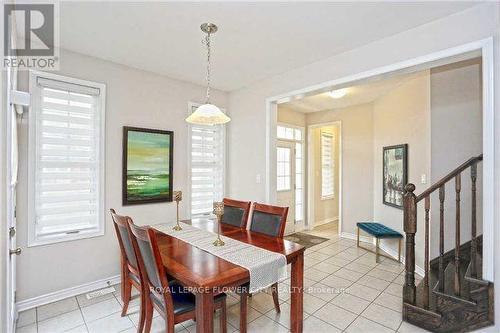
[403,154,483,308]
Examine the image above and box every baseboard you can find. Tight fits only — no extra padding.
[16,275,121,312]
[315,217,338,227]
[340,232,424,278]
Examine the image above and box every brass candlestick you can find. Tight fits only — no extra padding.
[172,191,183,231]
[212,202,225,246]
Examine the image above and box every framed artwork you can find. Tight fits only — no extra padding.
[122,126,173,205]
[383,144,408,209]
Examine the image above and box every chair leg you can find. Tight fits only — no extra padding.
[137,287,145,333]
[357,227,360,247]
[239,291,248,333]
[271,283,280,313]
[375,238,380,263]
[219,298,227,333]
[143,298,153,333]
[121,278,132,316]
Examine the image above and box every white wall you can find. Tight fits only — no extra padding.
[306,104,374,235]
[372,72,431,267]
[16,49,228,301]
[430,59,483,256]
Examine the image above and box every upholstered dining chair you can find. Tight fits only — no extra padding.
[110,209,142,317]
[221,198,252,228]
[127,222,228,333]
[238,202,289,333]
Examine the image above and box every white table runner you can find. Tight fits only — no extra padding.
[153,222,288,292]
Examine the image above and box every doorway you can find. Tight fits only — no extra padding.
[307,122,341,232]
[276,124,305,235]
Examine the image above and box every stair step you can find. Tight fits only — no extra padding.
[441,260,470,300]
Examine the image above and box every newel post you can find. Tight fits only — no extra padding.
[403,183,417,305]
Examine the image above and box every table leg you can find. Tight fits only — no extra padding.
[290,252,304,333]
[195,290,214,333]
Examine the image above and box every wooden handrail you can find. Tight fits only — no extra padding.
[416,154,483,202]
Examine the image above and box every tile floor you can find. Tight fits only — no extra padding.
[15,223,429,333]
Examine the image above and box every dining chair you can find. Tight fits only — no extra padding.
[238,202,289,332]
[221,197,251,228]
[110,209,142,317]
[127,222,228,333]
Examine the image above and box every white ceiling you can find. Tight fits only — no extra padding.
[30,2,478,91]
[279,71,423,113]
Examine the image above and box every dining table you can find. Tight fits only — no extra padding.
[153,218,305,333]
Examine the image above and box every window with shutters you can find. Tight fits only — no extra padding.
[28,71,106,246]
[188,103,226,217]
[321,131,335,199]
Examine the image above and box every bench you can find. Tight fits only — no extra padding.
[356,222,403,263]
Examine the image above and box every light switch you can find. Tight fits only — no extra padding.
[421,174,427,184]
[256,174,261,184]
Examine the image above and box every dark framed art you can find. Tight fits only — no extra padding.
[122,126,173,205]
[383,144,408,209]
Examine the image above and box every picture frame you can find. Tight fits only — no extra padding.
[122,126,174,205]
[383,144,408,209]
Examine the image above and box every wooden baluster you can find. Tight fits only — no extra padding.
[423,196,430,309]
[403,184,417,305]
[454,174,461,296]
[438,186,445,292]
[470,163,478,278]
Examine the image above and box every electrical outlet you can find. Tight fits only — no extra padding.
[255,174,261,184]
[421,174,427,184]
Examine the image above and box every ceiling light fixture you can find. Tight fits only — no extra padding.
[329,88,348,99]
[186,23,230,125]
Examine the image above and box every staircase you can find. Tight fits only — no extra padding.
[402,154,494,332]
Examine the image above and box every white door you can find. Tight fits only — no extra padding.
[276,141,295,235]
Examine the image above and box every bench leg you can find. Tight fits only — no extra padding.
[375,238,380,263]
[357,227,360,248]
[398,238,402,262]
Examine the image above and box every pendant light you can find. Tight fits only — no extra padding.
[186,23,230,125]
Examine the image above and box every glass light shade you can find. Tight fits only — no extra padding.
[329,88,348,99]
[185,103,231,125]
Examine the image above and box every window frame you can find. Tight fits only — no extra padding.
[320,131,335,200]
[28,70,106,247]
[187,102,227,219]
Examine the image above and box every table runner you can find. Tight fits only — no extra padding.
[153,222,288,292]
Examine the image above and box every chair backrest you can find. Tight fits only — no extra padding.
[222,198,251,228]
[249,203,289,238]
[127,222,175,314]
[110,209,138,271]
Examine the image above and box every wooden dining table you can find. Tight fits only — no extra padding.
[153,218,305,333]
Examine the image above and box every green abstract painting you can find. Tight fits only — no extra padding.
[123,127,173,205]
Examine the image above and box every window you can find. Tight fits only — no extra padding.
[277,147,291,191]
[277,125,302,141]
[189,104,225,217]
[28,72,106,246]
[321,131,335,199]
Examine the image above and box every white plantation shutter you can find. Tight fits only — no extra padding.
[189,105,225,217]
[321,132,334,199]
[28,73,105,245]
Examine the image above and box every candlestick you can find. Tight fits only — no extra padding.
[173,191,183,231]
[212,201,225,246]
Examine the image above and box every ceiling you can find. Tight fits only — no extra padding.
[279,71,423,113]
[20,2,477,91]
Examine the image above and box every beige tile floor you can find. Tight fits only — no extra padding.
[15,222,429,333]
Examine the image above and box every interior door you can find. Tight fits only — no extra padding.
[276,140,295,235]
